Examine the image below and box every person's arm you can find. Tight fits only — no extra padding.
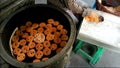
[67,0,84,14]
[48,0,84,14]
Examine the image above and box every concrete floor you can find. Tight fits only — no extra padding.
[66,49,120,67]
[95,49,120,67]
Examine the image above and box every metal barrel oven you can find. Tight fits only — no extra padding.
[0,4,78,68]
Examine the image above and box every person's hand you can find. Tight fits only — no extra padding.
[83,8,104,22]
